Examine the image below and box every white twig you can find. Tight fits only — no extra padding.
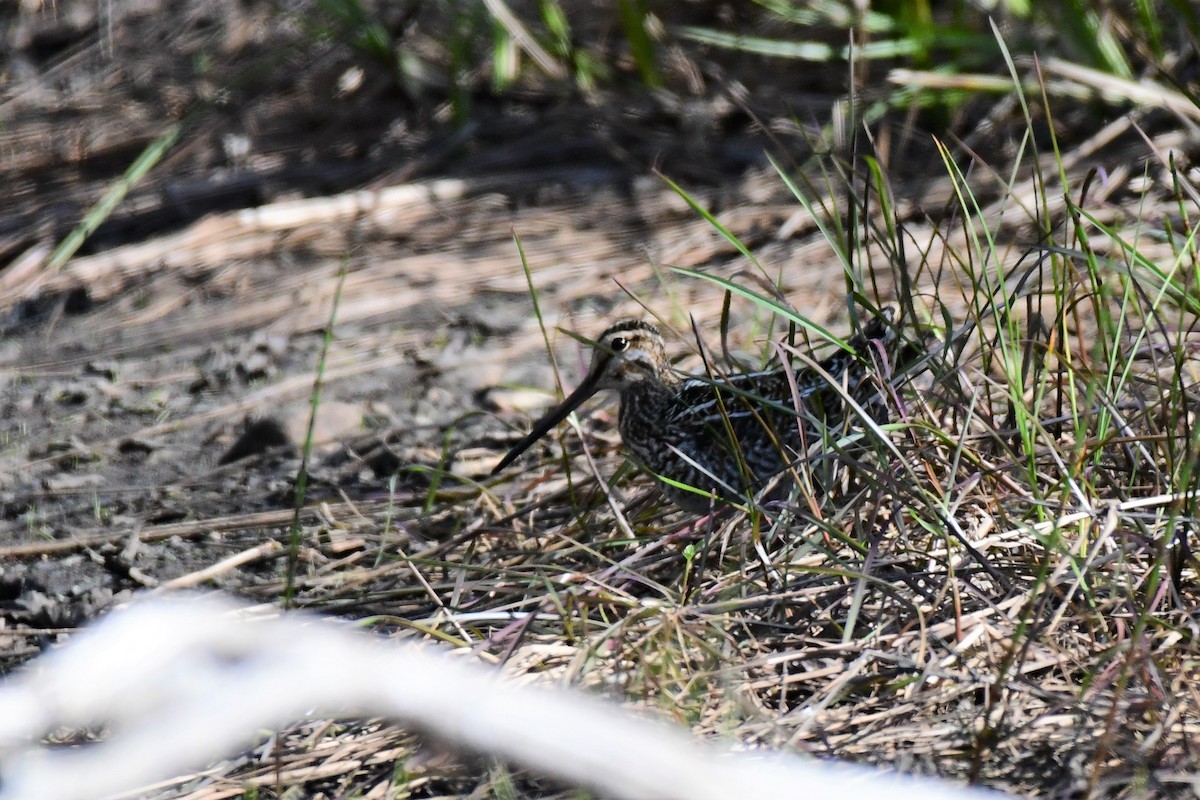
[0,594,1008,800]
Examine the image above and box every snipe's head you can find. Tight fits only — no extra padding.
[586,319,669,391]
[491,319,668,474]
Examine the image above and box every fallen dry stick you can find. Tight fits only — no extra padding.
[152,541,285,592]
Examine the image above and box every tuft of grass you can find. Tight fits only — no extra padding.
[480,23,1200,793]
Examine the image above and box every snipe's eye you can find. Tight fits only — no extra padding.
[611,337,629,352]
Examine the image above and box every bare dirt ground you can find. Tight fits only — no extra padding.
[0,0,931,652]
[2,0,793,620]
[4,2,1200,798]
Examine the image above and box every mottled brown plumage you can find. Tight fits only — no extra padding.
[493,310,908,511]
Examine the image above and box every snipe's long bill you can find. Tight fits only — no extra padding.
[493,312,907,512]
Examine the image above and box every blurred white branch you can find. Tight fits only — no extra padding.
[0,594,1007,800]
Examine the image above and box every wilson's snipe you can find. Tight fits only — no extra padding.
[492,310,909,511]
